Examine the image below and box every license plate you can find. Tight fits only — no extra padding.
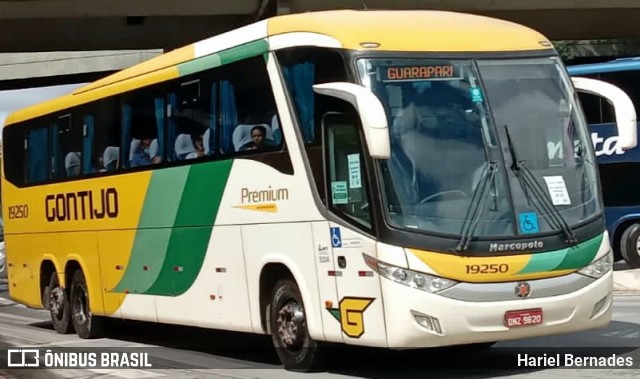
[504,308,543,328]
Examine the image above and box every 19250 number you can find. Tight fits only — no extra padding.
[466,263,509,274]
[8,204,29,219]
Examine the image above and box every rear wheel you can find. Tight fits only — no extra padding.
[70,270,105,339]
[269,278,324,372]
[48,272,74,334]
[619,224,640,269]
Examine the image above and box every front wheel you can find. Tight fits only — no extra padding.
[69,270,105,339]
[269,279,324,372]
[619,224,640,269]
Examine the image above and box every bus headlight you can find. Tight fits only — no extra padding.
[363,253,457,293]
[578,251,613,279]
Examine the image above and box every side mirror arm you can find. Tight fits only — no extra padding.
[572,76,637,150]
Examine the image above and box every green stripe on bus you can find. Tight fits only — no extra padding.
[111,167,190,293]
[177,39,270,77]
[516,248,568,274]
[178,55,222,77]
[143,159,233,296]
[554,234,602,271]
[219,39,269,65]
[517,234,602,274]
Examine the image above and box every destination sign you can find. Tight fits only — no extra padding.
[381,63,461,82]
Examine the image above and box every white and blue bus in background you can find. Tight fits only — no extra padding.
[568,58,640,268]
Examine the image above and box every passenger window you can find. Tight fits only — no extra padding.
[324,112,372,229]
[277,47,349,145]
[55,114,84,179]
[219,56,281,154]
[123,93,165,169]
[91,98,121,173]
[168,79,213,161]
[277,47,350,203]
[2,125,26,185]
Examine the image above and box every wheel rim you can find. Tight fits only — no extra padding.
[635,235,640,256]
[72,282,89,326]
[49,287,65,320]
[276,299,306,351]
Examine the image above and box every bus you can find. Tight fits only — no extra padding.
[568,58,640,268]
[1,10,637,371]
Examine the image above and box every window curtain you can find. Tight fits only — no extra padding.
[154,97,165,159]
[27,127,48,183]
[167,93,178,161]
[82,115,94,173]
[121,104,132,168]
[208,82,218,155]
[220,80,237,153]
[283,62,315,143]
[49,123,60,180]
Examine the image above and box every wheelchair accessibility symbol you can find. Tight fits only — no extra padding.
[518,212,539,234]
[330,227,342,248]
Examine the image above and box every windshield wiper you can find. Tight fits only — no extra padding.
[503,125,578,245]
[455,161,497,252]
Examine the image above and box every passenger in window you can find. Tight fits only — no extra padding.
[131,137,161,167]
[189,134,205,159]
[94,155,106,173]
[65,152,82,177]
[244,125,266,151]
[103,146,120,171]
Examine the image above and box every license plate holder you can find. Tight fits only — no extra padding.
[504,308,543,328]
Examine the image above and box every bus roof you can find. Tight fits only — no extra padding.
[567,57,640,75]
[267,10,550,52]
[4,10,552,127]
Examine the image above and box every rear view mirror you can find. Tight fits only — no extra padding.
[313,82,390,159]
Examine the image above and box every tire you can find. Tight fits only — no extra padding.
[619,224,640,269]
[269,278,324,372]
[69,269,105,339]
[48,272,74,334]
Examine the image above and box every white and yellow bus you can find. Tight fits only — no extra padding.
[1,10,637,371]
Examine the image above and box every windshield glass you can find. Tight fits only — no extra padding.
[357,56,600,239]
[357,58,514,237]
[477,57,601,233]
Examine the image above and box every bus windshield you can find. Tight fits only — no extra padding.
[357,56,601,241]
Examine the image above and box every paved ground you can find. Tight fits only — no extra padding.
[0,278,639,379]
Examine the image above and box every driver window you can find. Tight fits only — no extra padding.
[324,112,372,229]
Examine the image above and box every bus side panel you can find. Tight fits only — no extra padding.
[60,231,104,315]
[155,225,253,332]
[117,294,158,323]
[96,230,135,318]
[243,222,323,339]
[6,233,59,309]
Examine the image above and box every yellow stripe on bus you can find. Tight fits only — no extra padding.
[408,249,575,283]
[75,44,196,94]
[6,66,181,125]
